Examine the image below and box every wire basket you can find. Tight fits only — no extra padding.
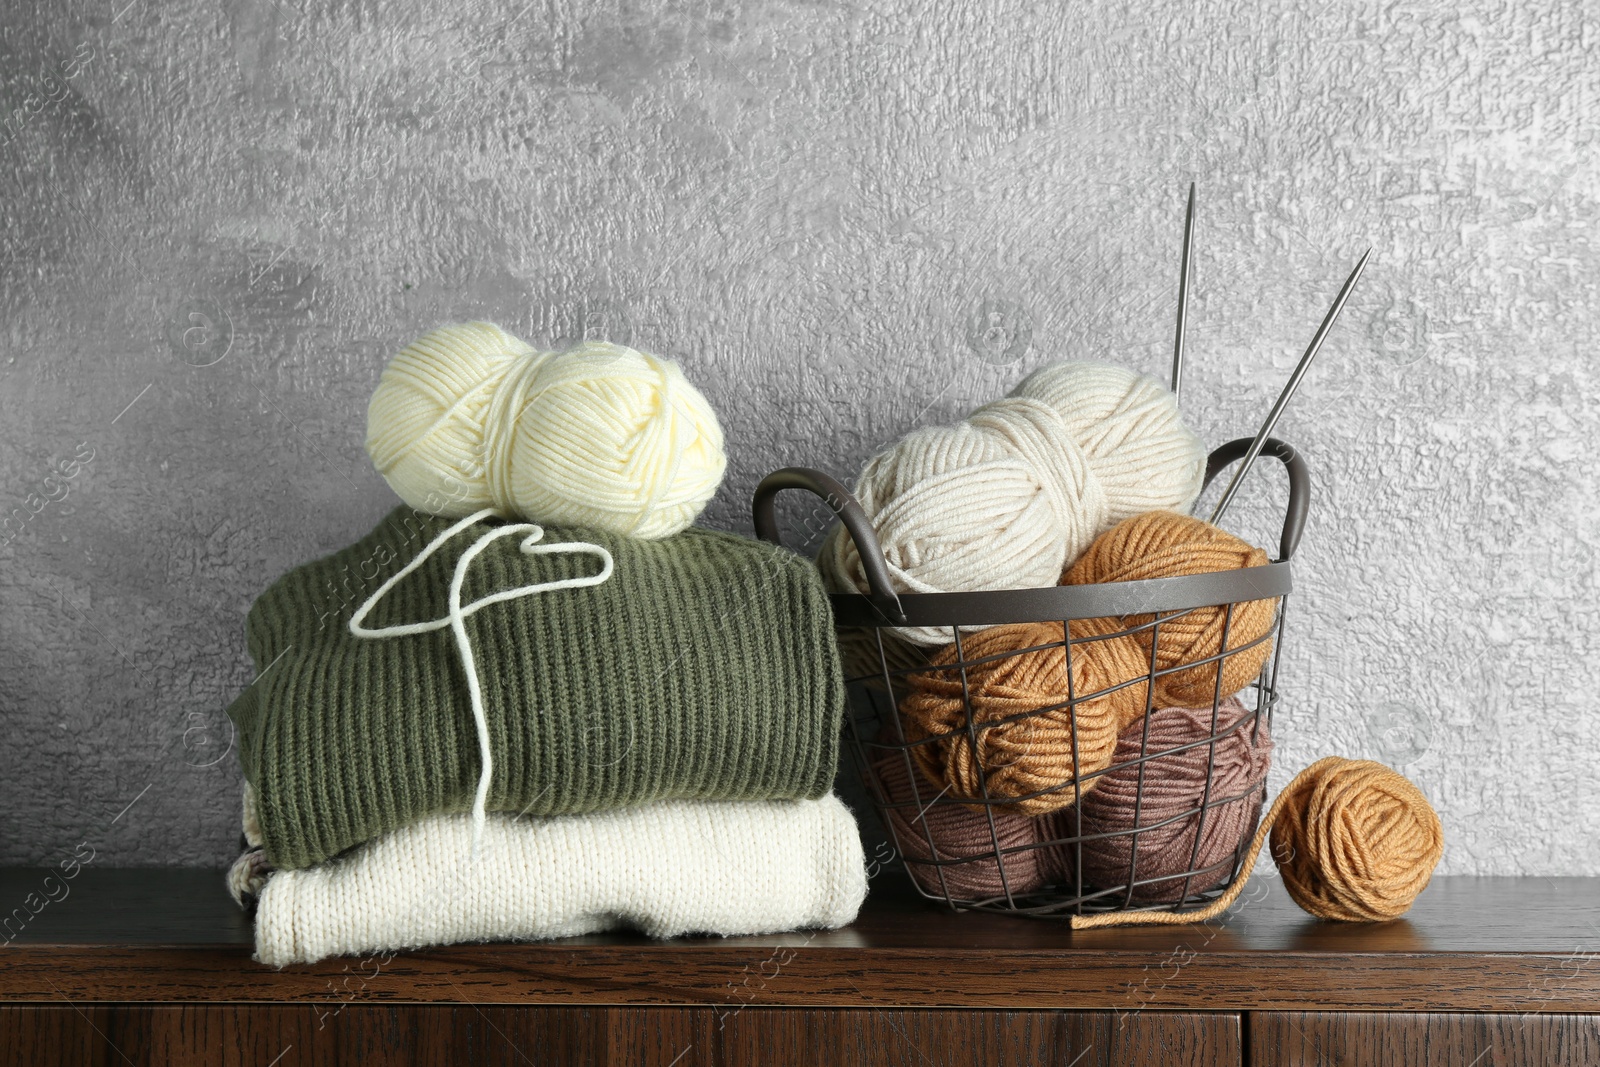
[753,436,1308,920]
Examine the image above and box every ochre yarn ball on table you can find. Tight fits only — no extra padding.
[871,743,1052,901]
[898,620,1152,816]
[366,323,727,539]
[819,362,1205,646]
[1269,757,1444,922]
[1054,696,1272,903]
[1064,510,1278,708]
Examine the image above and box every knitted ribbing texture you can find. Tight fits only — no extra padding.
[227,507,845,870]
[249,795,868,966]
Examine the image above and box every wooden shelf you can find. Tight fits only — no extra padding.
[4,870,1599,1014]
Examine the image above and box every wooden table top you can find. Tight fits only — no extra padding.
[3,870,1598,1012]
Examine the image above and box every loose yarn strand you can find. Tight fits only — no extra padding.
[349,508,615,847]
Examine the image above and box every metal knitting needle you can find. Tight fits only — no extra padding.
[1209,246,1372,525]
[1171,182,1196,400]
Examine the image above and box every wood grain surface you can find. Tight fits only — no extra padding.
[0,1006,1240,1067]
[3,871,1599,1013]
[1252,1011,1600,1067]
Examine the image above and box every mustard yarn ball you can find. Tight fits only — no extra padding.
[366,323,727,539]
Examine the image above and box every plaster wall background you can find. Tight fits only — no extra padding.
[0,0,1595,871]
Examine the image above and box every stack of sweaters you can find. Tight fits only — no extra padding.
[225,508,866,966]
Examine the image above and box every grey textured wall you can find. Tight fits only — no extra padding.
[1,0,1596,872]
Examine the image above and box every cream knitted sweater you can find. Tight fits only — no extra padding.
[236,793,867,967]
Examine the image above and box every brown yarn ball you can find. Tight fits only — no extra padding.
[871,746,1051,900]
[899,620,1151,816]
[1269,757,1444,922]
[1064,510,1278,708]
[1061,696,1272,903]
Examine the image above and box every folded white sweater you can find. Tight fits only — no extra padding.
[242,794,867,966]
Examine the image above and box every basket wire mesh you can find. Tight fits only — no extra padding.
[754,436,1308,921]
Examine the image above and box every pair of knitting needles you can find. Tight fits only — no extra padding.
[1168,182,1370,525]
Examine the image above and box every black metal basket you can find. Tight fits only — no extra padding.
[754,437,1309,920]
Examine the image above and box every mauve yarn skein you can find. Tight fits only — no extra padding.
[871,747,1049,900]
[1064,510,1278,708]
[1063,696,1272,903]
[899,620,1151,816]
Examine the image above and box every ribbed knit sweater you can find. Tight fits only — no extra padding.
[236,795,868,966]
[227,507,844,870]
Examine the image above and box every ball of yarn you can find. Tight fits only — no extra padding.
[1064,696,1272,903]
[365,322,530,516]
[366,324,727,539]
[899,620,1152,815]
[1011,362,1208,528]
[1064,510,1277,707]
[871,744,1051,901]
[1068,756,1444,929]
[820,362,1204,645]
[1270,756,1444,922]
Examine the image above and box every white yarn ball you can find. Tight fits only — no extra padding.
[821,361,1204,645]
[1010,361,1206,527]
[366,324,727,539]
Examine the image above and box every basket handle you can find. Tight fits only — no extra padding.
[753,437,1307,615]
[1203,436,1309,561]
[751,467,908,623]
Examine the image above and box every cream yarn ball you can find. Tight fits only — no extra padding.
[366,323,726,539]
[1011,361,1208,528]
[365,322,530,516]
[820,361,1204,645]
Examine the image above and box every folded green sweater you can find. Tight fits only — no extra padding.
[228,507,844,870]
